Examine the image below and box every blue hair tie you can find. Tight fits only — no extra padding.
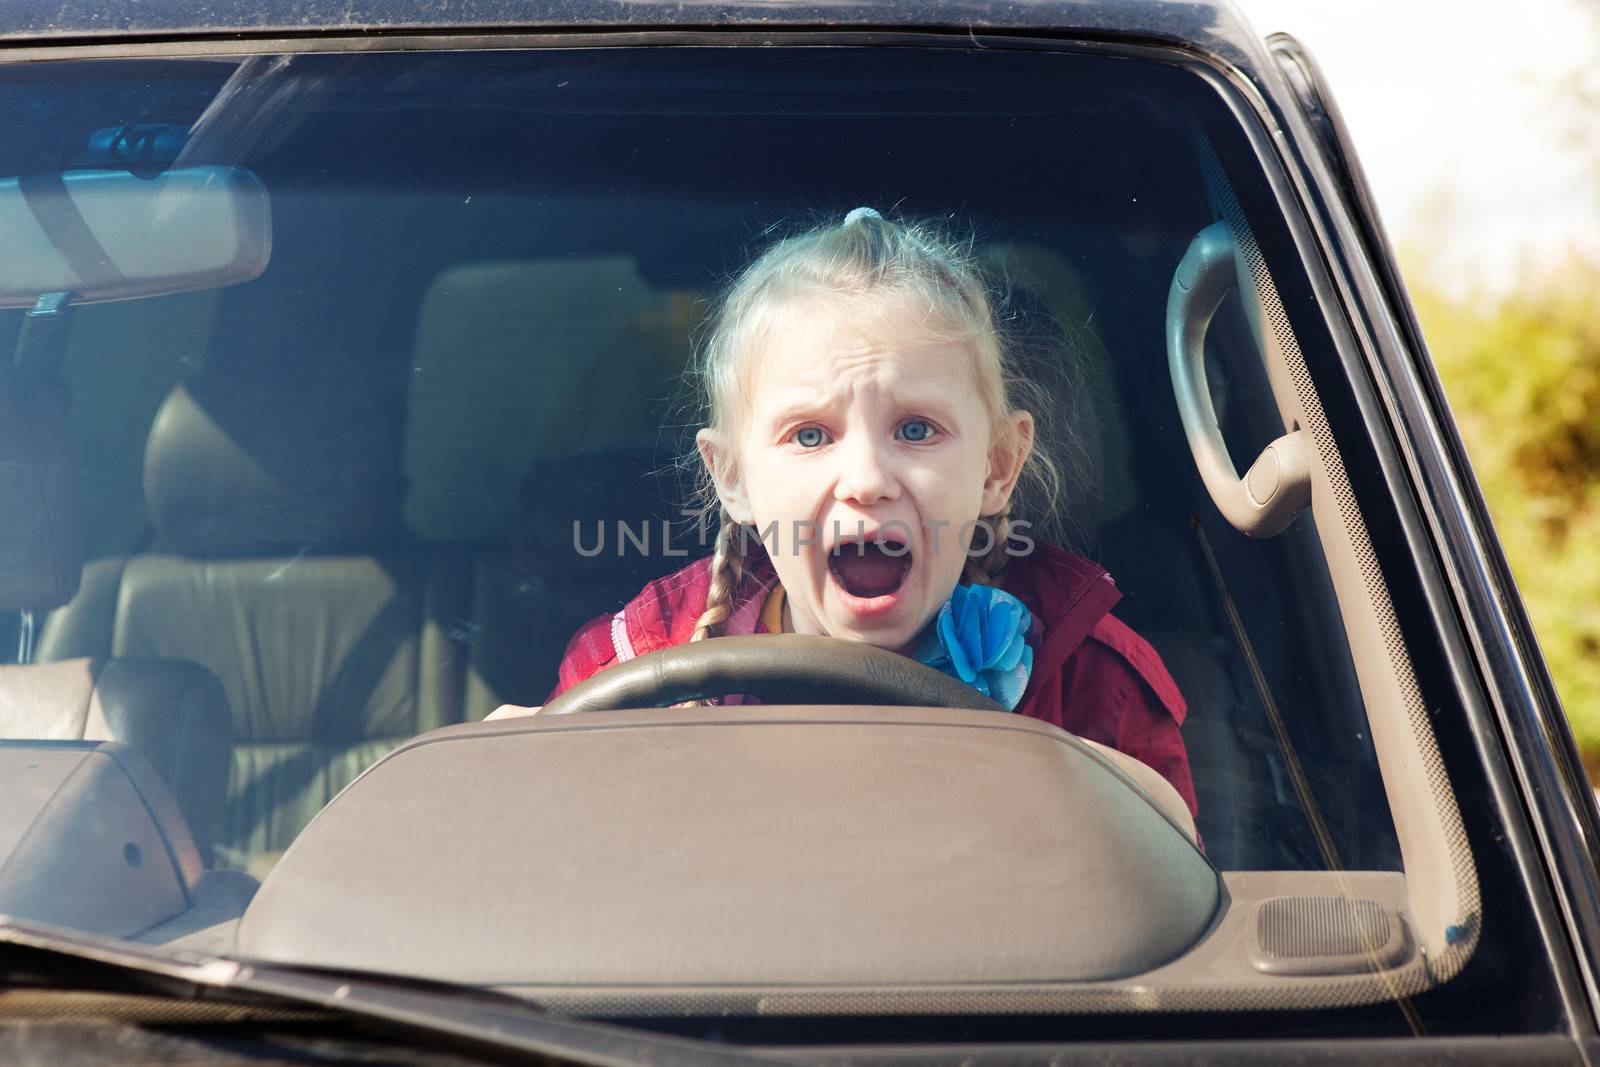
[842,206,882,226]
[912,583,1034,710]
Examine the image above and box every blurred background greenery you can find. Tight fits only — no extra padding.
[1408,253,1600,766]
[1396,6,1600,770]
[1243,0,1600,771]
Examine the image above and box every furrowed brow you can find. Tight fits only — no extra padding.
[760,389,844,428]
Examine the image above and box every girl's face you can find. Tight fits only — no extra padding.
[698,300,1032,652]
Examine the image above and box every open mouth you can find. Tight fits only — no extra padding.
[828,538,913,600]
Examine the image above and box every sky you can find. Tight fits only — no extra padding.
[1234,0,1598,294]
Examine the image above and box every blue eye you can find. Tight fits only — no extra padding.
[897,419,934,443]
[795,426,827,448]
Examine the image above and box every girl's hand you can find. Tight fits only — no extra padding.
[485,703,542,721]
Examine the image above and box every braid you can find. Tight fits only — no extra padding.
[975,511,1013,584]
[690,510,748,642]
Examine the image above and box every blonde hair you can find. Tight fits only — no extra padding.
[686,208,1065,641]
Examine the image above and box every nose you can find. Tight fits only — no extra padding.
[832,435,901,507]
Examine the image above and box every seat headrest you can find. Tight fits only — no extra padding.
[144,372,401,557]
[0,370,83,612]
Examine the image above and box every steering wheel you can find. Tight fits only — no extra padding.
[540,634,1005,715]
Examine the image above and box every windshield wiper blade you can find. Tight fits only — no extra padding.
[0,917,779,1067]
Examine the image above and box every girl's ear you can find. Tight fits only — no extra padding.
[696,428,756,524]
[981,411,1035,516]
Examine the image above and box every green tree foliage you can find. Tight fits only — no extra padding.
[1409,259,1600,760]
[1404,0,1600,767]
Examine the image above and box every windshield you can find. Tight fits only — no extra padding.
[0,41,1513,1032]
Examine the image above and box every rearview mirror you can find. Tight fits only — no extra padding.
[0,165,270,307]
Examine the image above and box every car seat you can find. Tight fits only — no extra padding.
[0,365,233,863]
[396,254,700,718]
[466,449,693,716]
[36,360,471,869]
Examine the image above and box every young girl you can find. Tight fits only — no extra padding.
[546,208,1196,818]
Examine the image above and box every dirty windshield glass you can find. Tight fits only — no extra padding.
[0,46,1400,958]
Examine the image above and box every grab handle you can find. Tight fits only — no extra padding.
[1167,221,1310,537]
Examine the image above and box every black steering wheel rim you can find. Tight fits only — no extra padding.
[541,634,1006,715]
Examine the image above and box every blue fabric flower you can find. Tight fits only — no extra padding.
[912,583,1034,710]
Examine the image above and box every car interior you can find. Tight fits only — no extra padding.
[0,43,1483,1015]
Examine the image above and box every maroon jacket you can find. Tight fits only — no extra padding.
[549,542,1197,818]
